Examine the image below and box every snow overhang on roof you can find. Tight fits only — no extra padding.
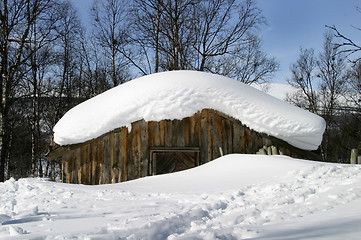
[53,70,326,150]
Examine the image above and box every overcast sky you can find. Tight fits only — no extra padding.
[71,0,361,84]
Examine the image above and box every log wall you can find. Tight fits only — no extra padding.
[55,109,319,185]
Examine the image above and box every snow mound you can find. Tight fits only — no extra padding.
[116,154,318,193]
[1,154,361,239]
[53,70,325,150]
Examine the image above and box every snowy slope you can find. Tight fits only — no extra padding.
[53,71,325,150]
[1,154,361,239]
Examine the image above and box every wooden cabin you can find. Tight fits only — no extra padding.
[48,108,321,185]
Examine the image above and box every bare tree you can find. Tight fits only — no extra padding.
[53,0,84,121]
[210,35,279,84]
[286,48,319,113]
[130,0,164,74]
[347,61,361,108]
[91,0,130,87]
[287,33,348,161]
[317,33,348,161]
[130,0,275,82]
[192,0,265,72]
[0,0,58,182]
[327,7,361,62]
[317,33,347,121]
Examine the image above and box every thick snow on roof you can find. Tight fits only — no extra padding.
[53,70,325,150]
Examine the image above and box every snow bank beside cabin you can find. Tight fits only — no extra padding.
[53,71,325,150]
[1,155,361,239]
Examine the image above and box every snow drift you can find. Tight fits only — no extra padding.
[53,70,325,150]
[1,154,361,239]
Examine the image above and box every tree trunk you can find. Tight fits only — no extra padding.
[155,1,160,73]
[31,20,38,177]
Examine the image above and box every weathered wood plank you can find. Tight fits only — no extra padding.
[153,121,160,146]
[120,128,128,182]
[92,140,99,185]
[114,131,121,183]
[164,120,172,147]
[148,121,154,147]
[207,110,213,162]
[99,136,105,184]
[210,110,218,160]
[127,124,135,180]
[232,121,241,153]
[87,144,92,184]
[160,120,165,146]
[132,122,140,179]
[174,119,185,147]
[109,133,115,183]
[80,145,87,184]
[63,154,68,183]
[184,117,190,146]
[140,120,149,177]
[200,110,208,164]
[70,151,75,184]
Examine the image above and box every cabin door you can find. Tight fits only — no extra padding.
[150,148,200,175]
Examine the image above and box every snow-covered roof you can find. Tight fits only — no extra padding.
[53,70,326,150]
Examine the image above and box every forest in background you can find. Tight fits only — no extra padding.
[0,0,360,181]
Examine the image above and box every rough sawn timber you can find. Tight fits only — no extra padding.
[49,109,320,185]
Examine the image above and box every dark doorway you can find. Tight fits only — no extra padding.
[150,147,200,175]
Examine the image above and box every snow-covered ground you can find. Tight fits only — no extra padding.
[1,154,361,239]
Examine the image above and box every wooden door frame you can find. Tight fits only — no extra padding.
[150,147,200,175]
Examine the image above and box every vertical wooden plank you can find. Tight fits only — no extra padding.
[103,135,111,184]
[120,127,128,182]
[87,144,92,184]
[99,136,104,184]
[132,122,140,179]
[140,120,149,177]
[207,110,213,162]
[209,110,217,160]
[164,120,172,147]
[184,117,190,146]
[214,111,223,159]
[251,132,256,153]
[92,140,99,185]
[200,109,209,164]
[70,151,75,184]
[176,119,185,147]
[148,122,154,175]
[75,149,80,184]
[66,153,71,183]
[239,125,245,153]
[97,137,103,184]
[196,112,201,148]
[153,121,161,146]
[68,153,71,183]
[80,145,87,184]
[127,124,135,180]
[148,121,154,147]
[159,120,165,146]
[244,127,251,153]
[190,114,197,146]
[232,121,242,153]
[223,118,232,155]
[109,133,115,183]
[63,154,69,183]
[113,131,121,183]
